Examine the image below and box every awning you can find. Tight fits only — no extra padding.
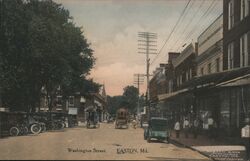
[158,88,189,101]
[216,74,250,87]
[179,67,250,90]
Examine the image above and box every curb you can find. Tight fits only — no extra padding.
[169,138,216,161]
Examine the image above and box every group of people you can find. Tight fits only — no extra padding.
[174,117,217,139]
[174,118,200,139]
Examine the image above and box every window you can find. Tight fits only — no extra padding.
[168,80,173,93]
[216,58,220,72]
[200,67,204,76]
[69,96,74,106]
[241,0,249,20]
[240,33,249,67]
[207,63,211,74]
[228,0,234,30]
[186,70,189,81]
[56,95,62,106]
[228,42,234,69]
[189,68,192,79]
[179,75,182,85]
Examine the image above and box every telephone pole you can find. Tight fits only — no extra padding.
[138,32,157,119]
[133,74,144,115]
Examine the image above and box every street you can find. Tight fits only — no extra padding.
[0,123,211,160]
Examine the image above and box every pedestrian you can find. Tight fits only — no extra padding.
[183,118,189,138]
[174,120,180,138]
[193,119,199,139]
[208,117,214,139]
[241,117,250,161]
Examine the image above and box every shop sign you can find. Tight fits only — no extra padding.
[241,125,250,138]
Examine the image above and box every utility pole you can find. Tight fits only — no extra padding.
[138,32,157,119]
[133,74,144,115]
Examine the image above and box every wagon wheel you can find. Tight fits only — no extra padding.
[30,123,41,134]
[10,127,19,136]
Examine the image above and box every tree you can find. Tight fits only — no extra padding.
[122,86,139,113]
[0,0,99,111]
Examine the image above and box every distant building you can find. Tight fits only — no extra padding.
[172,43,197,90]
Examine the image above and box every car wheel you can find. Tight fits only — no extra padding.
[166,137,170,143]
[30,123,41,134]
[10,127,19,136]
[147,137,151,143]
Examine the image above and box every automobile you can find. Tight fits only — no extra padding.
[115,108,129,129]
[144,117,170,143]
[86,110,100,129]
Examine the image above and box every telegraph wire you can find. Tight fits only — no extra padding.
[169,0,206,51]
[177,0,217,51]
[150,0,192,66]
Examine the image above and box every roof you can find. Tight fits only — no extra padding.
[172,43,196,68]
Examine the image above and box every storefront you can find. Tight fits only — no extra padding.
[158,67,250,137]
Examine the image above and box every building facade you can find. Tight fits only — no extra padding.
[197,14,223,76]
[223,0,250,70]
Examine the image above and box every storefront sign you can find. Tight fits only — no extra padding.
[68,107,78,115]
[241,125,250,138]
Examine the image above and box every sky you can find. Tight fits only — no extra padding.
[54,0,223,96]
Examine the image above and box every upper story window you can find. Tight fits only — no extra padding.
[186,70,189,81]
[216,58,220,72]
[227,42,234,69]
[228,0,234,30]
[168,80,173,93]
[207,63,211,74]
[189,68,192,79]
[241,0,249,20]
[200,67,204,76]
[240,32,249,67]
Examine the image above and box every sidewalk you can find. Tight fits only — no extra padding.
[170,131,247,161]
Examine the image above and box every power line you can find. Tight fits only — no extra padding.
[177,0,218,51]
[169,0,206,51]
[150,0,192,66]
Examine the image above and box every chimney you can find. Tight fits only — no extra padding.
[168,52,180,64]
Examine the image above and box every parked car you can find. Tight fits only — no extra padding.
[144,117,170,143]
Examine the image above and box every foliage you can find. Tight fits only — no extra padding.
[107,85,145,116]
[0,0,99,111]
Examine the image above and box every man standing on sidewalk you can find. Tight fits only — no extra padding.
[241,117,250,161]
[183,118,189,138]
[193,119,199,139]
[174,120,180,138]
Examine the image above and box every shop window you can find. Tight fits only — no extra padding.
[56,95,62,107]
[220,90,230,128]
[69,96,74,106]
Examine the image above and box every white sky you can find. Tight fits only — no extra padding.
[54,0,223,96]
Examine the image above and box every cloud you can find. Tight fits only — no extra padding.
[90,62,147,96]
